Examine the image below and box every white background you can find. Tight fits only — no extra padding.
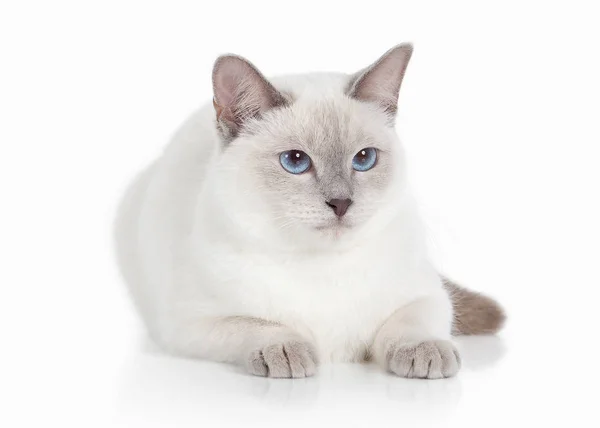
[1,1,599,427]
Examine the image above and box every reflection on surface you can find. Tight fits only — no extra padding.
[116,335,506,424]
[454,335,507,370]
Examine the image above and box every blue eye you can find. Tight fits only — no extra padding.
[280,150,312,174]
[352,147,377,171]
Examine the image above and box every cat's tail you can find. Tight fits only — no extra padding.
[442,276,506,335]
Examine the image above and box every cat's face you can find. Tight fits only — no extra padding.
[215,95,405,246]
[209,45,412,248]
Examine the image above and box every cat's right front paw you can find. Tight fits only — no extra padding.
[246,340,318,378]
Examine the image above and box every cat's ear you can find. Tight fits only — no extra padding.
[347,43,413,117]
[212,55,287,141]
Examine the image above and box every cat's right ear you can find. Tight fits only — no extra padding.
[212,55,287,141]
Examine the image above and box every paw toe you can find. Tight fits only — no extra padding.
[415,342,443,379]
[262,344,292,378]
[246,349,269,377]
[439,342,461,377]
[388,344,416,377]
[284,341,316,378]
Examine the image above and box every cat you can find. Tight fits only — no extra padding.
[115,43,505,379]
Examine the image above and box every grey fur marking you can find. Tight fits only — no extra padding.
[347,43,413,120]
[443,277,506,335]
[385,340,461,379]
[247,340,318,378]
[212,54,289,142]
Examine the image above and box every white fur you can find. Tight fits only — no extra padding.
[115,71,454,370]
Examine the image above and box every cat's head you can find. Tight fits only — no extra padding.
[208,45,413,250]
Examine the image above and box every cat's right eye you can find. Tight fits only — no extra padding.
[279,150,312,174]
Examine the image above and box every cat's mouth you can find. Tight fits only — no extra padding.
[314,220,353,233]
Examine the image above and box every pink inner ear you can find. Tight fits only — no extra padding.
[214,62,246,108]
[217,75,235,107]
[213,57,262,119]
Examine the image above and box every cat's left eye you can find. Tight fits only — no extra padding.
[352,147,377,171]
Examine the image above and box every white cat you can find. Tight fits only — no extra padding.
[115,44,504,379]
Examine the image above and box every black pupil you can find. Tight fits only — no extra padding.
[356,150,368,163]
[289,151,304,165]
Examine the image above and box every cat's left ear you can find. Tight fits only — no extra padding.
[347,43,413,118]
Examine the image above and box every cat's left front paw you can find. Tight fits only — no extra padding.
[385,340,461,379]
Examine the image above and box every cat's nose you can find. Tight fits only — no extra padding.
[326,198,352,217]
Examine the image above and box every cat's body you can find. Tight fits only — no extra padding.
[115,46,504,378]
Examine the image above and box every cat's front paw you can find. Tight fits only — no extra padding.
[385,340,461,379]
[247,340,318,378]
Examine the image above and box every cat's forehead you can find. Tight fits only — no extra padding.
[260,96,387,155]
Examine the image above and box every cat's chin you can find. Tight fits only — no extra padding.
[314,221,354,238]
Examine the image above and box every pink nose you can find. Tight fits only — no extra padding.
[326,198,352,217]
